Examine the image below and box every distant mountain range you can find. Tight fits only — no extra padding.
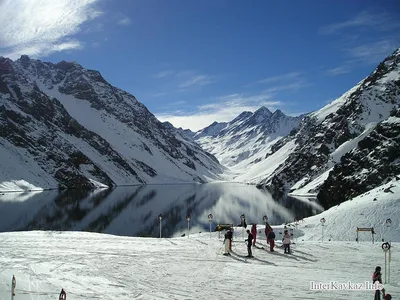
[166,48,400,209]
[1,49,399,210]
[0,55,224,191]
[192,107,303,171]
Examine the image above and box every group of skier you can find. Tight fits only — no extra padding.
[223,223,292,257]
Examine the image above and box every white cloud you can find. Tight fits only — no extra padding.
[152,69,218,90]
[246,72,310,94]
[118,16,131,26]
[155,93,281,131]
[247,72,311,92]
[326,65,351,76]
[0,0,102,59]
[153,70,175,78]
[346,40,399,63]
[249,72,302,85]
[178,74,216,89]
[262,81,311,93]
[319,11,400,35]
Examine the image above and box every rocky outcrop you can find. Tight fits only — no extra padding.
[317,108,400,208]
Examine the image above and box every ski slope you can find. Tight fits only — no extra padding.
[0,180,399,299]
[0,231,398,300]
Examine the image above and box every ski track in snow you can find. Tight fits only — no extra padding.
[0,231,399,300]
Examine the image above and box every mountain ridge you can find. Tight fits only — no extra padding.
[254,48,400,207]
[0,55,224,191]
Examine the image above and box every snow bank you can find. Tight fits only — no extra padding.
[295,179,400,242]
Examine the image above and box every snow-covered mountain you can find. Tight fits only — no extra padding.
[193,107,303,173]
[254,48,400,208]
[0,56,224,191]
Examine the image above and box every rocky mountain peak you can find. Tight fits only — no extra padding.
[55,60,81,72]
[0,57,13,74]
[230,111,252,124]
[254,106,272,115]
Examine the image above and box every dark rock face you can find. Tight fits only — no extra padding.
[257,48,400,205]
[0,55,223,190]
[317,108,400,208]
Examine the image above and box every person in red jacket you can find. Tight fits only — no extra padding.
[251,224,257,246]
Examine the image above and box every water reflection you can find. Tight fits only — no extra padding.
[0,183,323,237]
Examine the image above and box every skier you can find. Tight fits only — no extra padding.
[227,227,233,251]
[223,228,233,255]
[245,229,254,257]
[251,224,257,246]
[59,288,66,300]
[372,266,385,300]
[282,230,291,254]
[267,228,276,252]
[265,224,271,244]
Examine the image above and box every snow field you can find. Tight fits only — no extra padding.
[0,230,398,300]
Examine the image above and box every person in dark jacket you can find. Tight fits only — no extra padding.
[226,228,233,251]
[265,225,271,244]
[372,266,385,300]
[59,288,66,300]
[245,230,253,257]
[267,229,276,252]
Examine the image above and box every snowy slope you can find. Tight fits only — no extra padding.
[0,56,224,191]
[0,180,399,300]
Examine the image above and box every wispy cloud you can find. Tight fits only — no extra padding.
[153,70,175,78]
[325,65,351,76]
[319,11,400,35]
[320,11,400,67]
[178,74,216,89]
[249,72,302,86]
[246,71,310,93]
[155,93,281,131]
[262,81,311,93]
[0,0,102,59]
[153,69,218,90]
[117,15,131,26]
[345,40,399,63]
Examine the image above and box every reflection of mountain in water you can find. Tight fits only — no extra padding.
[0,183,323,237]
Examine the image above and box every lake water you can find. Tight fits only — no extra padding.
[0,183,323,237]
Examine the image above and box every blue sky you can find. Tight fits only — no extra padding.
[0,0,399,131]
